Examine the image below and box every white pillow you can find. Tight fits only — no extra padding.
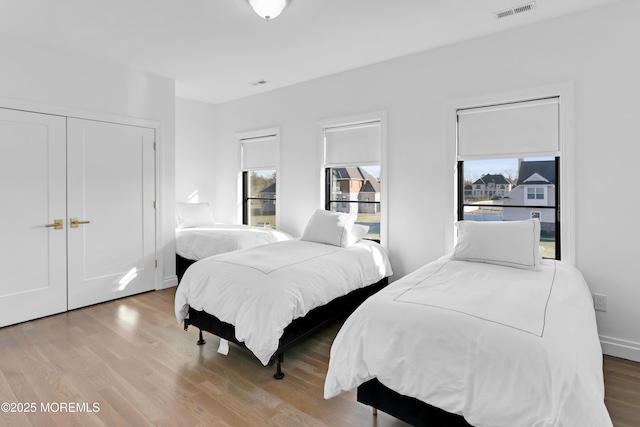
[452,219,542,270]
[301,209,357,247]
[347,224,370,246]
[175,202,216,229]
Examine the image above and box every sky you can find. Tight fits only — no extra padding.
[361,165,380,179]
[252,169,276,178]
[464,158,518,178]
[463,157,553,180]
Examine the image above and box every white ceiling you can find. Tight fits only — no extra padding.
[0,0,623,105]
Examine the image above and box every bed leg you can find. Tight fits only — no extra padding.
[273,353,285,380]
[372,407,377,416]
[197,329,206,345]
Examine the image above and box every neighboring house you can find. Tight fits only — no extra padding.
[464,184,473,198]
[470,174,513,198]
[502,160,556,232]
[331,167,380,214]
[259,182,276,214]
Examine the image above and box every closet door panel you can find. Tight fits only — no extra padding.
[0,108,67,327]
[67,118,156,309]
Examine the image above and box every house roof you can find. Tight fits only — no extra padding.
[259,183,276,194]
[516,160,556,186]
[333,167,380,193]
[333,167,368,180]
[360,180,380,193]
[473,174,511,185]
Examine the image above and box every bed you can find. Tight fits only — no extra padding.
[175,223,292,281]
[174,202,292,281]
[324,219,613,427]
[175,209,393,378]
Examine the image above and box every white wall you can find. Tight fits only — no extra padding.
[0,35,177,287]
[178,0,640,361]
[175,97,217,208]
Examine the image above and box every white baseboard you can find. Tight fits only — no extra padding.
[159,275,178,290]
[600,335,640,363]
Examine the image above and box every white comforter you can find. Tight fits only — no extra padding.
[324,255,612,427]
[175,223,292,260]
[175,239,392,365]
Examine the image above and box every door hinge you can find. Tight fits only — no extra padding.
[155,260,158,268]
[153,201,156,209]
[153,142,157,151]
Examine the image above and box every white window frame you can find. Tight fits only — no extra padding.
[236,127,281,228]
[318,111,388,246]
[447,83,575,265]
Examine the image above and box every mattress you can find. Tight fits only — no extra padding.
[175,223,292,260]
[175,239,393,365]
[324,255,612,427]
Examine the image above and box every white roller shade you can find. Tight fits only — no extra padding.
[324,121,381,167]
[241,135,278,170]
[457,98,559,159]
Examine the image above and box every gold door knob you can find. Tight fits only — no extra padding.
[70,218,91,228]
[45,219,64,230]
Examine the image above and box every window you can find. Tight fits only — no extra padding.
[325,165,381,240]
[456,97,561,260]
[243,170,276,228]
[527,187,545,200]
[239,130,279,228]
[322,117,384,242]
[457,157,559,259]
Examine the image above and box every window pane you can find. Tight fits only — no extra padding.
[328,202,380,241]
[461,157,557,258]
[327,165,381,240]
[246,170,276,228]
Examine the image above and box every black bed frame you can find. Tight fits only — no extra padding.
[176,254,196,283]
[182,272,389,379]
[357,379,472,426]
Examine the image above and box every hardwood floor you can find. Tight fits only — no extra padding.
[603,355,640,427]
[0,287,637,426]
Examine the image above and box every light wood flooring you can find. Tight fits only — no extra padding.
[0,287,637,427]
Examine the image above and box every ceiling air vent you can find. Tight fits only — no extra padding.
[250,80,269,86]
[494,1,536,19]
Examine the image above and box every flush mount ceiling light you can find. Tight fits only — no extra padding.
[247,0,288,21]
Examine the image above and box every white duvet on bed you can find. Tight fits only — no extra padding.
[324,255,612,427]
[175,223,292,260]
[175,239,392,365]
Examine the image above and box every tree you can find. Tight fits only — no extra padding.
[250,171,276,197]
[464,172,481,187]
[502,168,518,185]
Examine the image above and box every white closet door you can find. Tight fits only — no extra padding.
[0,108,67,327]
[67,118,156,309]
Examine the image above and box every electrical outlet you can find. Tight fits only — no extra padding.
[593,294,607,312]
